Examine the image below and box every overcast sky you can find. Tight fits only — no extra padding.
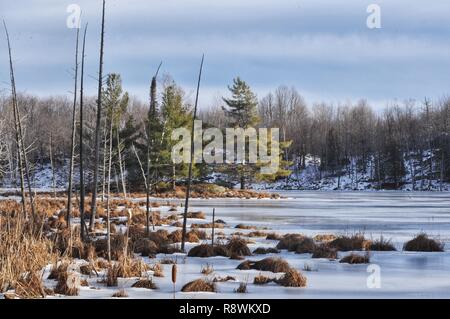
[1,0,450,109]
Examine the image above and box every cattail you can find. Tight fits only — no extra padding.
[171,264,177,284]
[171,264,177,299]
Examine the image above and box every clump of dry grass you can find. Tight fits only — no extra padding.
[275,269,307,287]
[237,257,291,273]
[133,238,158,257]
[235,224,257,230]
[329,234,368,251]
[253,274,273,285]
[226,237,251,257]
[252,247,280,255]
[54,270,80,296]
[311,244,338,259]
[132,278,158,289]
[248,231,267,237]
[168,229,200,243]
[181,279,216,292]
[403,233,444,252]
[313,234,337,242]
[266,233,283,240]
[15,272,46,298]
[115,256,150,278]
[0,213,57,294]
[276,234,303,250]
[112,289,128,298]
[235,282,247,293]
[185,211,206,219]
[369,236,396,251]
[201,263,214,275]
[188,244,229,257]
[106,263,120,287]
[213,276,235,282]
[191,222,224,229]
[149,263,164,277]
[339,253,370,264]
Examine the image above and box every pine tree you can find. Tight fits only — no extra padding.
[159,81,193,189]
[222,77,260,189]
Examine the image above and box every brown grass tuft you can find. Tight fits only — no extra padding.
[253,274,273,285]
[235,282,247,293]
[188,244,229,257]
[181,279,216,292]
[112,289,129,297]
[237,257,291,273]
[329,234,367,251]
[253,247,280,255]
[275,268,307,287]
[226,237,252,257]
[132,278,158,289]
[339,253,370,264]
[403,233,444,252]
[369,236,396,251]
[311,244,338,259]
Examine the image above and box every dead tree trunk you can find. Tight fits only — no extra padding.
[106,107,114,262]
[116,129,127,197]
[181,54,204,252]
[89,0,106,231]
[79,23,88,240]
[4,20,35,219]
[49,132,56,198]
[67,27,80,229]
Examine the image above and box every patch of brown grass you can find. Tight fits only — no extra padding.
[54,270,80,296]
[201,263,214,275]
[235,282,247,293]
[403,233,444,252]
[252,247,280,255]
[253,274,273,285]
[248,231,268,237]
[132,278,158,289]
[188,244,229,257]
[369,236,396,251]
[112,289,128,297]
[185,211,206,219]
[275,269,307,287]
[276,234,316,253]
[226,237,251,257]
[181,279,216,292]
[311,244,338,259]
[329,234,367,251]
[266,233,283,240]
[149,263,164,277]
[237,257,291,273]
[313,234,337,242]
[235,224,257,230]
[191,222,224,229]
[15,272,46,298]
[339,253,370,264]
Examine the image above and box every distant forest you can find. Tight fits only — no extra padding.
[1,77,450,190]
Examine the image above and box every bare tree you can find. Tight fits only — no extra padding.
[66,26,80,228]
[90,0,106,231]
[79,23,88,240]
[181,54,204,252]
[3,20,35,219]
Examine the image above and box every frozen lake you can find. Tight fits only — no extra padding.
[21,190,450,299]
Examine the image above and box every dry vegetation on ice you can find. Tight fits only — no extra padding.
[0,193,448,299]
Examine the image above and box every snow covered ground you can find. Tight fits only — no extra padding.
[39,191,450,299]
